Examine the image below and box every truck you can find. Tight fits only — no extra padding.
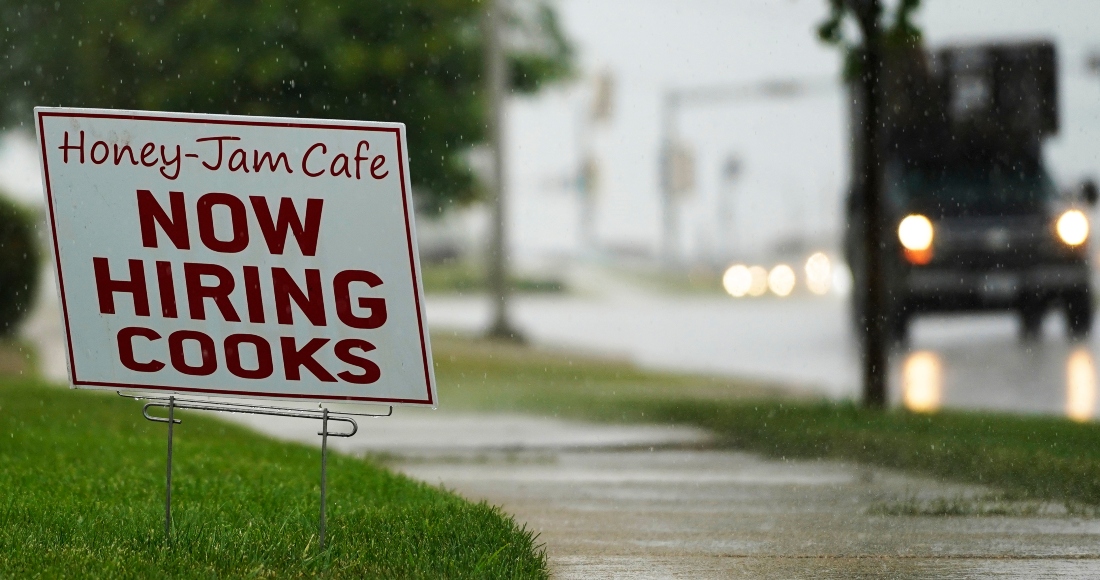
[844,40,1096,342]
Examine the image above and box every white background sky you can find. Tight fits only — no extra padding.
[2,1,1099,269]
[506,0,1100,265]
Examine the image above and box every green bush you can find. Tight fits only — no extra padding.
[0,195,40,336]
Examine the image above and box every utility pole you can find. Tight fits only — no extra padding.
[485,0,521,340]
[848,0,887,408]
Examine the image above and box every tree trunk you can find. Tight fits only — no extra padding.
[853,0,887,408]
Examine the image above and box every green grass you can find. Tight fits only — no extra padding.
[594,265,724,296]
[432,333,787,413]
[0,377,548,579]
[420,262,564,295]
[432,334,1100,508]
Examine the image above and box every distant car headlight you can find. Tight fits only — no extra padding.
[1057,209,1089,247]
[898,214,934,251]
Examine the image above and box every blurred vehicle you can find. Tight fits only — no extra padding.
[845,40,1096,341]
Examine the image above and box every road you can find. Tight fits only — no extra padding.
[23,264,1099,420]
[425,285,1100,421]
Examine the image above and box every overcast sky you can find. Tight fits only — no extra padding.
[507,0,1100,265]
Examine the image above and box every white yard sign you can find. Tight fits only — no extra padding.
[35,108,435,406]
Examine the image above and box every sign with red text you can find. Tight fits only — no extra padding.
[35,108,435,406]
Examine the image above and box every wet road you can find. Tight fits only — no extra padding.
[23,264,1099,420]
[426,286,1100,421]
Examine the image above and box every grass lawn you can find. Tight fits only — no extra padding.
[420,262,564,295]
[0,377,547,579]
[432,334,1100,508]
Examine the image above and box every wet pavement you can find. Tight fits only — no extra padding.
[426,283,1100,421]
[221,410,1100,579]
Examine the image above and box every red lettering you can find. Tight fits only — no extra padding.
[117,327,164,372]
[272,268,326,326]
[243,265,265,323]
[334,270,387,329]
[155,261,178,318]
[249,196,323,256]
[93,257,149,316]
[197,192,249,253]
[140,143,157,167]
[184,262,240,322]
[169,330,217,376]
[90,141,109,164]
[371,155,388,179]
[113,143,138,165]
[195,136,240,170]
[137,189,190,250]
[335,339,381,384]
[354,141,370,179]
[330,153,351,178]
[160,144,181,180]
[253,150,293,174]
[59,131,84,164]
[302,142,326,177]
[228,148,250,173]
[280,336,336,381]
[224,333,273,379]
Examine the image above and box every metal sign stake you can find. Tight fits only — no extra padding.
[166,395,175,541]
[320,407,329,550]
[130,393,390,550]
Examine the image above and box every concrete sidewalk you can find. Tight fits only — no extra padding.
[222,410,1100,579]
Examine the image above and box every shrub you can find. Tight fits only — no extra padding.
[0,195,40,336]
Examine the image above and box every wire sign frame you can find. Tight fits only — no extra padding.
[126,392,392,548]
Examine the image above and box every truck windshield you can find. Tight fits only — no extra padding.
[897,166,1056,217]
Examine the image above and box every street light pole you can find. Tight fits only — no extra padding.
[485,0,521,340]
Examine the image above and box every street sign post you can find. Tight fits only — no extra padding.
[35,107,434,546]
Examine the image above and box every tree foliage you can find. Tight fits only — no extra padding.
[817,0,922,80]
[0,0,573,213]
[0,195,40,336]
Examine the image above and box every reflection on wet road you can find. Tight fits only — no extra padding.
[1065,348,1097,422]
[902,351,943,413]
[900,314,1100,419]
[427,291,1100,420]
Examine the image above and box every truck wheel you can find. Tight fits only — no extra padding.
[1018,304,1044,340]
[1065,291,1093,340]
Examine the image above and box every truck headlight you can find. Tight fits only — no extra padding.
[898,214,934,251]
[898,214,934,265]
[1057,210,1089,247]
